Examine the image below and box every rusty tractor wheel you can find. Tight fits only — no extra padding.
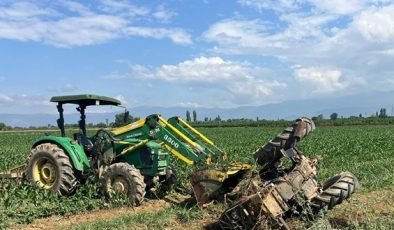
[253,117,315,170]
[27,143,78,195]
[100,163,146,206]
[311,172,359,213]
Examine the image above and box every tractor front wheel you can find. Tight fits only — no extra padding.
[100,163,146,206]
[27,143,78,195]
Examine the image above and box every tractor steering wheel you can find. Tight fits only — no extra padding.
[95,129,114,141]
[94,129,115,153]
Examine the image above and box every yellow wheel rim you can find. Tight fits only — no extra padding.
[32,157,57,189]
[111,176,129,194]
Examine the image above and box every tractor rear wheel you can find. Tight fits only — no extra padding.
[311,172,359,213]
[253,117,315,169]
[27,143,78,195]
[100,163,146,206]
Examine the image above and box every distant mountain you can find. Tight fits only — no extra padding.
[1,91,393,127]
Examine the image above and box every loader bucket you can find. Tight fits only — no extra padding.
[190,163,251,206]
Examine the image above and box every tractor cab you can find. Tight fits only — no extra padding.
[50,94,122,138]
[50,94,169,180]
[50,94,123,158]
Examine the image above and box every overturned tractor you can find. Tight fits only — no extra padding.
[219,117,359,230]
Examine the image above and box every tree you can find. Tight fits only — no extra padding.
[214,115,221,122]
[312,114,324,121]
[330,112,338,120]
[186,110,191,122]
[96,122,107,128]
[359,113,363,118]
[0,122,5,130]
[114,112,137,127]
[379,108,387,118]
[204,117,209,122]
[192,110,197,122]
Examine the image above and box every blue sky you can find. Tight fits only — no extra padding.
[0,0,394,114]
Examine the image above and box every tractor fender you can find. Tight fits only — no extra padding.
[32,136,90,171]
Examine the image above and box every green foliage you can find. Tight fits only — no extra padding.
[186,110,191,122]
[379,108,387,118]
[192,110,197,122]
[330,112,338,120]
[113,112,138,127]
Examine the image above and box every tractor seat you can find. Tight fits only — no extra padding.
[74,133,94,152]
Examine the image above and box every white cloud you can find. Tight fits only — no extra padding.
[294,67,348,94]
[238,0,301,13]
[115,95,128,105]
[203,19,269,49]
[99,0,150,17]
[238,0,365,15]
[177,102,200,108]
[62,83,77,92]
[204,2,394,97]
[124,27,192,45]
[0,93,13,103]
[132,56,287,104]
[102,72,129,80]
[61,1,93,16]
[153,5,177,23]
[309,0,365,15]
[355,5,394,42]
[203,14,336,54]
[0,93,52,113]
[0,1,190,47]
[47,15,126,47]
[0,2,58,18]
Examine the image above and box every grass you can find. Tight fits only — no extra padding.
[70,203,211,230]
[72,208,176,230]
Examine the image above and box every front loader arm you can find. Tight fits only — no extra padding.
[111,114,211,165]
[155,116,207,165]
[167,116,227,162]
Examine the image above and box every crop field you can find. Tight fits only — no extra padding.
[1,125,394,229]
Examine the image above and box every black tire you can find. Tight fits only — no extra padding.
[159,165,177,188]
[253,117,315,169]
[27,143,78,195]
[100,163,146,206]
[311,172,359,212]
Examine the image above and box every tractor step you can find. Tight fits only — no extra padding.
[0,164,26,179]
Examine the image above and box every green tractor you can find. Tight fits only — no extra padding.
[1,94,250,206]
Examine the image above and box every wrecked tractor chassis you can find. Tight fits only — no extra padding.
[219,169,359,230]
[219,117,359,230]
[190,164,252,206]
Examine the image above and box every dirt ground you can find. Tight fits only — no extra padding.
[11,187,394,230]
[12,199,170,230]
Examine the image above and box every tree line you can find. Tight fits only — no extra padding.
[1,107,393,131]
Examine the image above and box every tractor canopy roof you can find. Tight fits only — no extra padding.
[50,94,121,106]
